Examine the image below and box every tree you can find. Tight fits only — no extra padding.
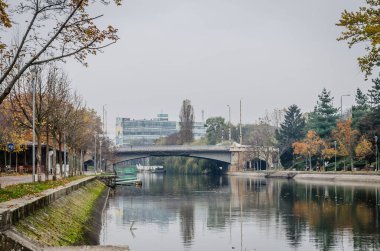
[368,76,380,109]
[308,88,339,139]
[205,117,228,145]
[179,99,194,144]
[352,88,370,129]
[331,119,359,171]
[276,104,306,166]
[0,0,11,29]
[0,0,121,104]
[337,1,380,78]
[8,67,51,181]
[355,136,373,167]
[292,130,324,170]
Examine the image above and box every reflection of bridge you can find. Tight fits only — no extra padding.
[114,144,280,171]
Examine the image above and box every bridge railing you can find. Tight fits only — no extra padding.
[116,145,231,152]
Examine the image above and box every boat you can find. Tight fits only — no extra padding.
[114,165,142,186]
[136,164,166,173]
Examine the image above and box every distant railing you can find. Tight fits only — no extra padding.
[116,145,231,152]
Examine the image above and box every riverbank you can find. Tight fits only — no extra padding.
[228,170,380,185]
[0,176,129,251]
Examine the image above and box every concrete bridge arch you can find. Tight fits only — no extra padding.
[113,144,279,171]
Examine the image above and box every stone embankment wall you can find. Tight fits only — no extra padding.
[0,177,120,251]
[14,180,106,246]
[228,170,380,185]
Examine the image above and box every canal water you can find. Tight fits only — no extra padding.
[100,174,380,251]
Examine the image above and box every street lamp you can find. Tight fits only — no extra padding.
[99,139,103,172]
[239,99,242,145]
[227,105,231,142]
[340,94,351,120]
[334,140,337,172]
[375,135,378,172]
[94,133,97,174]
[102,104,107,136]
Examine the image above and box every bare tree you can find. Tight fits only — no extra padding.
[0,0,121,104]
[179,99,194,144]
[45,68,70,180]
[9,67,50,181]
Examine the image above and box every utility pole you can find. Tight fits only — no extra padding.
[340,94,351,120]
[102,104,107,136]
[239,99,242,145]
[227,105,231,142]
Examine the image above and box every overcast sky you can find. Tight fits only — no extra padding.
[64,0,366,135]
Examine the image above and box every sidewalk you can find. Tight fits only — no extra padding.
[0,175,54,188]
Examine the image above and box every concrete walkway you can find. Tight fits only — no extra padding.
[0,174,59,188]
[0,175,34,188]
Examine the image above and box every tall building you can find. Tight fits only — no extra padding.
[115,113,206,146]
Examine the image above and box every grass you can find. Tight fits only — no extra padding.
[14,180,105,246]
[0,176,85,203]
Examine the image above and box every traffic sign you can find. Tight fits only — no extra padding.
[7,143,15,152]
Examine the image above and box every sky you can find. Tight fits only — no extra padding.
[63,0,366,136]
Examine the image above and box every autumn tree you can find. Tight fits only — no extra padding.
[331,119,359,171]
[179,99,194,144]
[8,68,52,181]
[0,0,10,28]
[292,130,324,170]
[337,1,380,78]
[355,136,373,167]
[45,69,71,180]
[0,0,121,104]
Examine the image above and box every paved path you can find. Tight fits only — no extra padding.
[0,175,55,188]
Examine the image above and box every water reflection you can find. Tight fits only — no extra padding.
[100,174,380,251]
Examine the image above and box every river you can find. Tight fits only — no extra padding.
[99,174,380,251]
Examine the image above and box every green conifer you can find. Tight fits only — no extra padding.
[308,88,338,138]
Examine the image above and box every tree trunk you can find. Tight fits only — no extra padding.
[80,150,83,175]
[309,154,312,172]
[58,132,63,177]
[37,130,42,182]
[52,131,57,181]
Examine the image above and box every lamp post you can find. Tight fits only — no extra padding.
[375,135,378,172]
[102,104,107,136]
[31,67,37,182]
[334,140,337,172]
[99,139,102,172]
[239,99,242,145]
[340,94,351,120]
[227,105,231,142]
[94,134,97,174]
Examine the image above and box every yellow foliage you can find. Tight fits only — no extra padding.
[355,136,373,160]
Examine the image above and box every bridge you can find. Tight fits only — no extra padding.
[113,143,280,171]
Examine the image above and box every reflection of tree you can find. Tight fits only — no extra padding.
[179,202,195,247]
[228,177,380,251]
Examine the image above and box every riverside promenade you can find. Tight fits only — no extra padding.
[0,175,37,188]
[228,170,380,185]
